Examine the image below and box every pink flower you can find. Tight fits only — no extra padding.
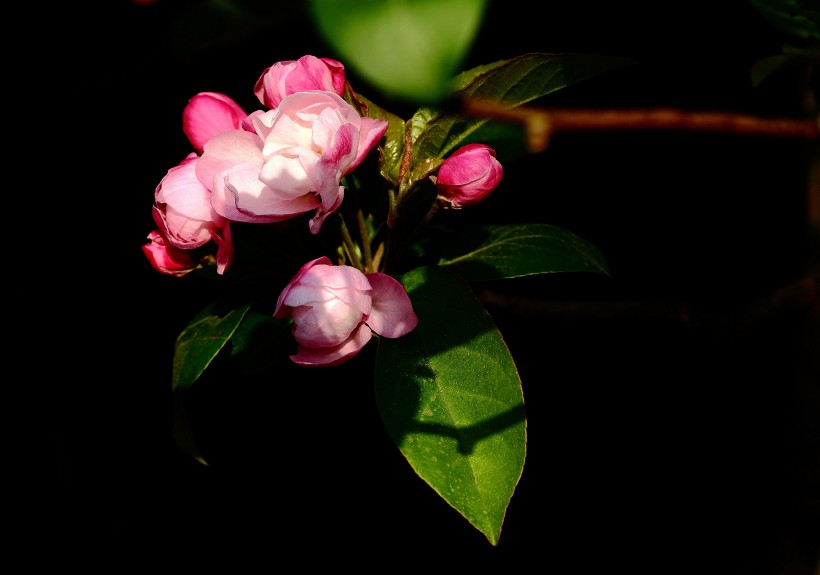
[435,143,503,209]
[274,256,419,367]
[197,91,388,234]
[142,230,199,277]
[254,55,346,110]
[151,153,234,274]
[183,92,249,154]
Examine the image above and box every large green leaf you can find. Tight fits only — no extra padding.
[374,265,525,545]
[172,302,252,392]
[309,0,489,104]
[438,223,610,282]
[413,52,635,162]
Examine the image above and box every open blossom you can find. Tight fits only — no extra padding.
[197,90,388,234]
[254,55,346,110]
[149,153,234,275]
[274,257,419,367]
[435,143,503,209]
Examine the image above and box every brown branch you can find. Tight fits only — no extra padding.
[461,98,820,153]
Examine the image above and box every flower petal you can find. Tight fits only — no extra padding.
[365,273,419,338]
[290,324,372,367]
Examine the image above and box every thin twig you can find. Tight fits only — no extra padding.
[461,98,820,153]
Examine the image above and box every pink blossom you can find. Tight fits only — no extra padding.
[142,230,199,277]
[151,153,234,274]
[197,91,388,233]
[435,143,503,209]
[183,92,249,154]
[274,257,418,367]
[254,55,346,110]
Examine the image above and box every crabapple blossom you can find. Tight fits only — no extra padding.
[254,55,346,110]
[435,143,503,209]
[197,91,388,234]
[274,256,418,367]
[149,153,234,275]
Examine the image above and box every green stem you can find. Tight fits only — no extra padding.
[338,213,363,271]
[356,209,373,273]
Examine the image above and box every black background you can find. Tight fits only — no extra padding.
[34,0,819,570]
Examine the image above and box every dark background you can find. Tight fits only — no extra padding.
[36,0,818,570]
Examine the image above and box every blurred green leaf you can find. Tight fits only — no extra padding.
[309,0,489,104]
[750,0,820,43]
[374,265,525,545]
[439,223,610,281]
[173,302,252,391]
[750,45,820,85]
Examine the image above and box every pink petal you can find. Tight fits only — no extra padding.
[290,324,372,367]
[183,92,248,154]
[365,273,419,338]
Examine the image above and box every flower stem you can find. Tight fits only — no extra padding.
[338,213,363,271]
[356,209,373,273]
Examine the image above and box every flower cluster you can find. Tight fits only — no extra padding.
[143,54,503,366]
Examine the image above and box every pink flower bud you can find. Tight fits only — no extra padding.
[274,257,418,367]
[182,92,249,154]
[435,143,503,209]
[142,230,198,277]
[254,55,346,110]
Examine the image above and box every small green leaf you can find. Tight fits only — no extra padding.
[347,87,407,184]
[439,223,610,282]
[309,0,489,104]
[172,302,252,392]
[375,266,526,545]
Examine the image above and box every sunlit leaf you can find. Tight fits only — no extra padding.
[347,87,407,183]
[439,223,610,281]
[309,0,489,103]
[375,265,526,545]
[172,302,252,391]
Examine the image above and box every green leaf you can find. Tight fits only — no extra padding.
[455,120,529,165]
[172,302,252,392]
[438,223,610,282]
[750,0,820,43]
[309,0,489,104]
[347,87,407,184]
[413,52,635,162]
[374,265,526,545]
[750,45,820,85]
[230,307,293,374]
